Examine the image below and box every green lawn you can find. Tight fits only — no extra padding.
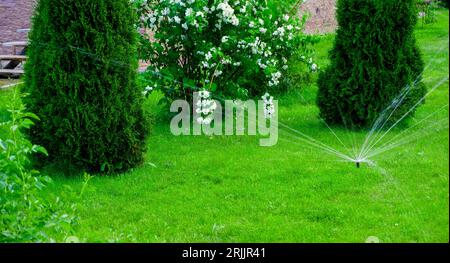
[1,10,448,243]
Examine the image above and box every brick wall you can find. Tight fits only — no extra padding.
[0,0,337,55]
[299,0,337,34]
[0,0,35,54]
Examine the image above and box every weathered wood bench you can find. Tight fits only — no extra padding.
[1,41,28,77]
[0,55,27,61]
[0,69,25,76]
[0,55,27,76]
[2,41,28,55]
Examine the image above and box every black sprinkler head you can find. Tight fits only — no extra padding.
[356,162,360,168]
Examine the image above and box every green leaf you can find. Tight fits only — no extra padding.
[0,140,7,151]
[20,118,35,129]
[209,83,218,92]
[100,163,107,172]
[183,78,196,90]
[21,112,40,121]
[32,145,48,156]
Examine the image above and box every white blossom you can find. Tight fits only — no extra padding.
[262,93,275,119]
[142,85,154,96]
[185,7,194,16]
[214,70,223,77]
[196,90,216,125]
[196,11,205,18]
[205,51,212,61]
[162,7,170,16]
[269,72,282,86]
[217,1,239,26]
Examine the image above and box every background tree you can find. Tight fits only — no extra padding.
[23,0,147,173]
[317,0,426,127]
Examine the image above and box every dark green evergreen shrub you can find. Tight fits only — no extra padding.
[23,0,147,173]
[317,0,426,127]
[436,0,449,8]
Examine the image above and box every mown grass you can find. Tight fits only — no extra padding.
[0,9,448,243]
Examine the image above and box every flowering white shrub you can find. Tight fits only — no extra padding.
[262,92,275,119]
[142,85,154,96]
[195,90,217,124]
[135,0,317,102]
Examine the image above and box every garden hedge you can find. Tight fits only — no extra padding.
[24,0,147,173]
[317,0,426,127]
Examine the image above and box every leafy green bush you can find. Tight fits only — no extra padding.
[0,90,76,242]
[135,0,318,103]
[416,0,440,25]
[421,0,449,9]
[438,0,449,8]
[24,0,147,173]
[317,0,426,127]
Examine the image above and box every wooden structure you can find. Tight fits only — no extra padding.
[0,32,28,77]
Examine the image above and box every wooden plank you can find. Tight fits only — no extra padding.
[0,69,25,76]
[2,41,28,47]
[0,55,27,61]
[17,28,31,33]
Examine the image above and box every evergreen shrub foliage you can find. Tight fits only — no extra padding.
[317,0,426,128]
[24,0,147,173]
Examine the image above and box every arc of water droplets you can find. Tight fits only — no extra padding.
[241,108,357,162]
[278,122,355,162]
[237,73,448,165]
[273,79,449,165]
[358,72,432,159]
[293,88,359,160]
[277,135,354,163]
[357,80,420,159]
[364,118,449,160]
[278,132,351,161]
[364,104,449,160]
[357,43,449,161]
[358,75,449,161]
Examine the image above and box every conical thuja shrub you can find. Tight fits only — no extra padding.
[317,0,426,127]
[24,0,147,173]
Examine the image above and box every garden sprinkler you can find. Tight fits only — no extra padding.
[353,158,368,168]
[352,158,363,168]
